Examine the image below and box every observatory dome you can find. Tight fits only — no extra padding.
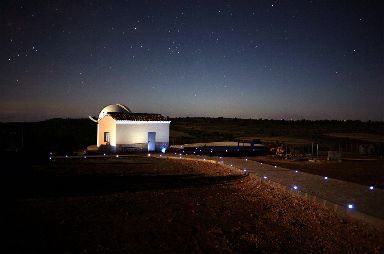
[98,103,132,120]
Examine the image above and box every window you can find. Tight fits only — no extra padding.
[104,132,110,143]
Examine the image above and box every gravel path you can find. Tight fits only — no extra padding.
[162,154,384,226]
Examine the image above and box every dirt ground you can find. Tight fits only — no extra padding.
[253,156,384,189]
[2,156,384,253]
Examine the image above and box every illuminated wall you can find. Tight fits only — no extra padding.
[97,115,116,147]
[116,121,170,150]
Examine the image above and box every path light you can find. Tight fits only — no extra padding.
[103,153,106,156]
[263,176,268,179]
[159,154,162,157]
[49,157,52,160]
[292,185,299,190]
[369,186,374,190]
[245,158,247,161]
[116,154,119,158]
[225,149,228,152]
[347,203,354,209]
[274,166,277,168]
[203,158,206,161]
[193,151,196,154]
[148,153,151,157]
[65,155,68,158]
[324,176,328,180]
[295,170,298,173]
[84,155,87,159]
[260,162,263,165]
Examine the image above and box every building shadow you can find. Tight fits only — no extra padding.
[5,173,247,199]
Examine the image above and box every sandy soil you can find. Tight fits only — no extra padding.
[2,156,384,253]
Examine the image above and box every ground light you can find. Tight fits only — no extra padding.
[274,166,277,168]
[263,176,268,179]
[324,176,328,180]
[369,186,374,190]
[347,203,354,209]
[116,155,119,158]
[295,170,298,173]
[161,147,166,153]
[148,154,151,157]
[292,185,299,190]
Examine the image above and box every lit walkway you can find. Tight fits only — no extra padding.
[161,154,384,226]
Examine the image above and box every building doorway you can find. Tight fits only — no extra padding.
[148,132,156,151]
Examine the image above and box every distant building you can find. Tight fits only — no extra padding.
[89,104,170,153]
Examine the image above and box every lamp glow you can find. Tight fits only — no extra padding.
[369,186,374,190]
[292,185,298,190]
[324,176,328,180]
[347,203,354,209]
[161,147,166,153]
[263,176,267,179]
[148,153,151,157]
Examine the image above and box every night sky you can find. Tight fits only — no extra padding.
[1,0,383,122]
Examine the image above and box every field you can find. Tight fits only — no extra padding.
[2,157,383,253]
[253,155,384,189]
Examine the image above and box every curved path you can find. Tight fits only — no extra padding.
[161,154,384,227]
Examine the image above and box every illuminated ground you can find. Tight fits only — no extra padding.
[3,156,383,253]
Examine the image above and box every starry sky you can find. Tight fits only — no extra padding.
[1,0,383,122]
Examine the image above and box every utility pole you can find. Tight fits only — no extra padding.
[316,143,319,158]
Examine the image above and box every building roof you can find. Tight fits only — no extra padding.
[108,112,167,121]
[98,104,131,120]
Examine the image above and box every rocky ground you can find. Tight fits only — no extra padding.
[2,156,384,253]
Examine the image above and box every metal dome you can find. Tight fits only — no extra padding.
[98,103,132,120]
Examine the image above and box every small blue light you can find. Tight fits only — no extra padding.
[347,203,354,209]
[292,185,299,190]
[161,147,166,153]
[369,186,374,190]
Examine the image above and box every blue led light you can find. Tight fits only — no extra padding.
[369,186,374,190]
[161,147,166,153]
[347,203,354,209]
[292,185,299,190]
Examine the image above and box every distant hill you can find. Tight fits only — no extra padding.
[1,117,383,156]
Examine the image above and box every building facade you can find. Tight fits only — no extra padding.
[91,104,170,152]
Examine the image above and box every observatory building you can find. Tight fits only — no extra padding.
[89,104,170,153]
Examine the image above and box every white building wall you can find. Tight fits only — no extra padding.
[116,122,170,145]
